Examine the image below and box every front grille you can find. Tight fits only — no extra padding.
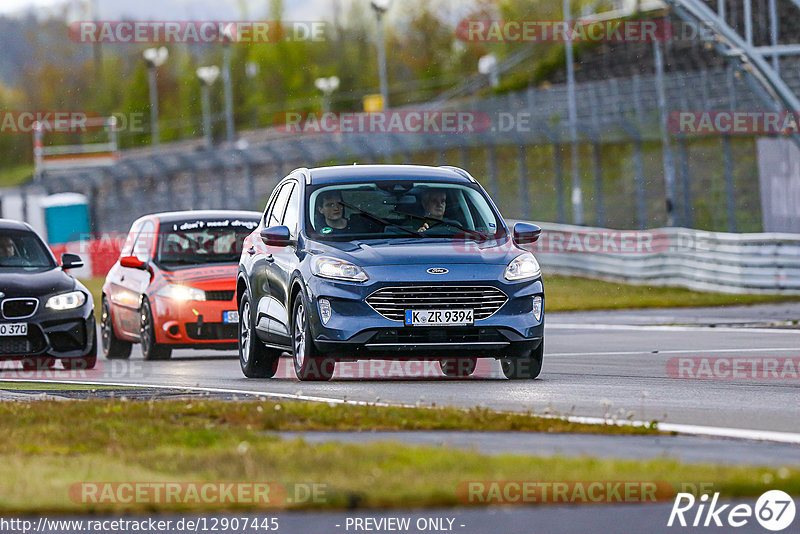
[205,291,235,302]
[0,338,30,354]
[366,286,508,322]
[2,298,39,319]
[185,322,238,340]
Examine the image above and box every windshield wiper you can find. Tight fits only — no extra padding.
[392,210,487,239]
[337,200,427,238]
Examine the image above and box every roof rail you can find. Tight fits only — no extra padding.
[290,167,312,185]
[439,165,477,183]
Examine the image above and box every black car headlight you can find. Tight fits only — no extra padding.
[45,290,87,311]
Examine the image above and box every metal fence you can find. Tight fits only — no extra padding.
[22,63,783,234]
[531,221,800,294]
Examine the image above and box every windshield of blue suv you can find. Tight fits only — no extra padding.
[305,181,506,241]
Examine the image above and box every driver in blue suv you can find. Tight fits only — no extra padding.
[237,165,544,382]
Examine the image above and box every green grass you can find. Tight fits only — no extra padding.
[79,278,104,320]
[543,275,799,312]
[79,275,798,317]
[0,396,653,435]
[0,400,795,513]
[0,164,33,188]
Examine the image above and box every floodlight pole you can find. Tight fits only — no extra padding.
[564,0,583,225]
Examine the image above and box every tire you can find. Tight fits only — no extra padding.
[291,294,334,381]
[20,357,55,371]
[439,357,477,378]
[101,296,132,360]
[140,298,172,360]
[501,340,544,380]
[62,342,97,370]
[239,292,281,378]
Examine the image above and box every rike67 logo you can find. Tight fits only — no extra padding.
[668,491,796,531]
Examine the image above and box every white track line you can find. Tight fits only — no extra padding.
[549,347,800,357]
[547,323,800,334]
[2,378,800,445]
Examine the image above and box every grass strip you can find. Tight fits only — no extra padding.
[0,399,794,513]
[0,398,656,440]
[0,400,796,514]
[543,275,798,311]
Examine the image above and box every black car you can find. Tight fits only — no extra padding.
[237,165,544,381]
[0,219,96,370]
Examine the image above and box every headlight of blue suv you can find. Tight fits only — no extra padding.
[504,253,541,281]
[45,290,86,311]
[156,284,206,301]
[312,256,369,283]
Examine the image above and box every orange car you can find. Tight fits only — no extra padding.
[101,211,261,360]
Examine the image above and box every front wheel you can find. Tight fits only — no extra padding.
[501,340,544,380]
[292,295,334,381]
[239,292,281,378]
[140,299,172,360]
[101,297,131,360]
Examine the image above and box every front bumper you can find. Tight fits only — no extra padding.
[304,263,544,359]
[0,301,95,359]
[151,296,239,347]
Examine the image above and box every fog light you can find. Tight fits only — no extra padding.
[532,295,543,322]
[319,298,332,325]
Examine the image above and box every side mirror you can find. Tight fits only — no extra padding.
[260,226,292,247]
[61,253,84,270]
[120,255,147,270]
[513,222,542,245]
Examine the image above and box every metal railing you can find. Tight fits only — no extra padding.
[531,221,800,294]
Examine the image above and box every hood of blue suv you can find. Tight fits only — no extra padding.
[312,237,525,267]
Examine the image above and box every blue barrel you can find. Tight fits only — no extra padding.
[42,193,90,245]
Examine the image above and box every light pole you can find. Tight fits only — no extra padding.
[221,24,236,143]
[197,66,221,149]
[143,47,168,145]
[370,0,392,109]
[478,54,499,88]
[315,76,340,112]
[563,0,583,225]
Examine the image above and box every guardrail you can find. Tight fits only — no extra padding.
[529,222,800,294]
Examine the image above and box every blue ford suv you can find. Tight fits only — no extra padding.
[237,165,544,381]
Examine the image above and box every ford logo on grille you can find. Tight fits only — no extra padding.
[426,268,449,275]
